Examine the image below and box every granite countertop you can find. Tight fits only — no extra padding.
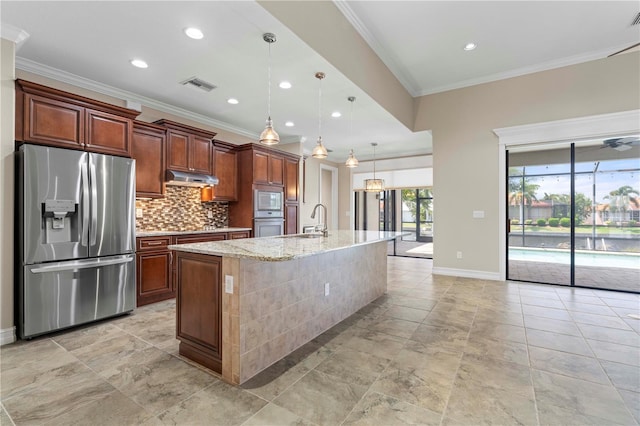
[168,230,406,261]
[136,227,252,237]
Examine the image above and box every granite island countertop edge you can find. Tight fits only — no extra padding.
[167,230,406,262]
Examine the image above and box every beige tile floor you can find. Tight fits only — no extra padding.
[1,256,639,425]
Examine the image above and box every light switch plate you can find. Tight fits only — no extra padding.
[225,275,234,294]
[135,208,143,218]
[324,282,330,296]
[472,210,485,219]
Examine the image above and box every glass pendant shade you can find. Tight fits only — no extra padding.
[259,117,279,145]
[364,142,384,192]
[312,136,328,159]
[345,149,359,168]
[260,33,279,145]
[364,178,384,192]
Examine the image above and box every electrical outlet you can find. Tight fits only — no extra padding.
[135,208,143,218]
[225,275,234,294]
[324,282,330,296]
[457,251,463,259]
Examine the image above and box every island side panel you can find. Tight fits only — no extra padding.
[230,240,387,384]
[175,251,223,374]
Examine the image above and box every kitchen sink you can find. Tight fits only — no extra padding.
[276,233,324,239]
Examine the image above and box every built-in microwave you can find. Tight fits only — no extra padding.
[254,189,283,218]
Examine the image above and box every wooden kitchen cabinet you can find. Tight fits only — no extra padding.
[85,108,133,156]
[228,230,251,239]
[155,119,216,174]
[175,252,223,373]
[212,140,238,201]
[253,150,284,185]
[230,144,300,233]
[173,233,226,245]
[136,236,174,306]
[131,121,166,198]
[136,232,235,306]
[284,156,299,203]
[15,79,139,157]
[285,204,299,235]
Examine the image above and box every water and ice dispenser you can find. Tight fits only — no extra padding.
[42,199,77,243]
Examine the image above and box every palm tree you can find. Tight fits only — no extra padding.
[604,186,639,222]
[509,178,540,222]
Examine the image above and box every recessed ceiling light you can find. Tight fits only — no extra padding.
[227,98,239,105]
[185,27,204,40]
[285,121,295,127]
[130,59,148,68]
[279,81,292,89]
[464,43,477,51]
[331,111,341,118]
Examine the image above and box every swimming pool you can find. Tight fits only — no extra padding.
[508,247,640,269]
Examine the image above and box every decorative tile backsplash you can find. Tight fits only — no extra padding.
[136,186,229,232]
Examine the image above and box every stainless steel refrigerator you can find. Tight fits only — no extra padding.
[17,144,136,339]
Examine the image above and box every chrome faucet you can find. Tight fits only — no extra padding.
[311,203,328,237]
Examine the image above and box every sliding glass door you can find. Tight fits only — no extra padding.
[507,147,572,285]
[507,137,640,292]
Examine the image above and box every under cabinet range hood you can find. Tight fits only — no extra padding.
[165,170,219,187]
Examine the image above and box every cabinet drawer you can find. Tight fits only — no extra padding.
[173,233,226,244]
[137,236,171,251]
[228,231,250,239]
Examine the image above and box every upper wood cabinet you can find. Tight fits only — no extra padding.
[284,157,300,203]
[15,80,139,157]
[212,140,238,201]
[131,121,166,199]
[253,149,284,185]
[154,119,216,174]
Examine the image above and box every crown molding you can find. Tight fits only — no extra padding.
[417,43,636,97]
[15,57,259,140]
[0,23,29,50]
[494,109,640,147]
[332,0,420,97]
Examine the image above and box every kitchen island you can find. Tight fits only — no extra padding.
[168,230,404,384]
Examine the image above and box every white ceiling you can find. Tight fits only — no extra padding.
[2,1,638,163]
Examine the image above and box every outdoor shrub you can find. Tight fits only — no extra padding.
[548,217,560,227]
[630,220,638,227]
[511,219,520,225]
[560,217,571,227]
[525,219,533,225]
[537,218,547,226]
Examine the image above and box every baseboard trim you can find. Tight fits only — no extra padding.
[0,327,16,346]
[432,267,501,281]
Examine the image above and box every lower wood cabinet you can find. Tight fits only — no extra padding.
[136,231,250,307]
[136,236,173,306]
[175,252,222,373]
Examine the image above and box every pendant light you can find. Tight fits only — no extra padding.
[312,72,328,159]
[364,143,384,192]
[259,33,279,145]
[344,96,359,168]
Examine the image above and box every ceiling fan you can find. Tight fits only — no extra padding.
[602,136,640,151]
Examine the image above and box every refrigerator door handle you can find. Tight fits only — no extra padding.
[89,158,98,246]
[81,161,90,246]
[30,255,134,274]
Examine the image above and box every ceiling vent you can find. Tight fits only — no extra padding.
[632,12,640,26]
[180,77,216,92]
